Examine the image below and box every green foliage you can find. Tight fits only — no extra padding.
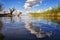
[42,6,60,14]
[30,5,60,15]
[29,5,60,22]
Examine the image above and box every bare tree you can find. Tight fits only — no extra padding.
[9,8,15,15]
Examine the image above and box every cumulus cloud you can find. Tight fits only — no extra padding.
[37,9,44,13]
[24,0,43,9]
[36,7,52,13]
[45,7,52,11]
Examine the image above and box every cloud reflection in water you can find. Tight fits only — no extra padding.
[25,21,52,38]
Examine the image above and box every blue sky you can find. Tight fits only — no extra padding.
[0,0,59,12]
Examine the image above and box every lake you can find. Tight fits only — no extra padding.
[0,14,60,40]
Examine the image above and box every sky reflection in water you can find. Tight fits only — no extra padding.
[0,15,60,40]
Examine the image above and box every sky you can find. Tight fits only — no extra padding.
[0,0,59,13]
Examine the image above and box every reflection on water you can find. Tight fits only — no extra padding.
[25,14,60,39]
[0,14,60,40]
[0,16,21,23]
[0,21,3,31]
[0,33,5,40]
[25,19,53,38]
[0,16,23,40]
[0,20,5,40]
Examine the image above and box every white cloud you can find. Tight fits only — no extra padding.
[24,0,43,9]
[48,7,52,10]
[36,7,52,13]
[26,0,35,2]
[34,4,40,7]
[24,3,31,9]
[45,7,52,11]
[37,9,44,13]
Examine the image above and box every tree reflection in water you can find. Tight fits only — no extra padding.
[0,12,21,40]
[0,21,5,40]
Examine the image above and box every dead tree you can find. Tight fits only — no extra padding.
[9,8,15,16]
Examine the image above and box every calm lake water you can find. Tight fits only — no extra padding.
[0,14,60,40]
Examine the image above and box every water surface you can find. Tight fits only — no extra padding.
[0,15,60,40]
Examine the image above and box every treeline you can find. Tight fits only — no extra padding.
[29,6,60,24]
